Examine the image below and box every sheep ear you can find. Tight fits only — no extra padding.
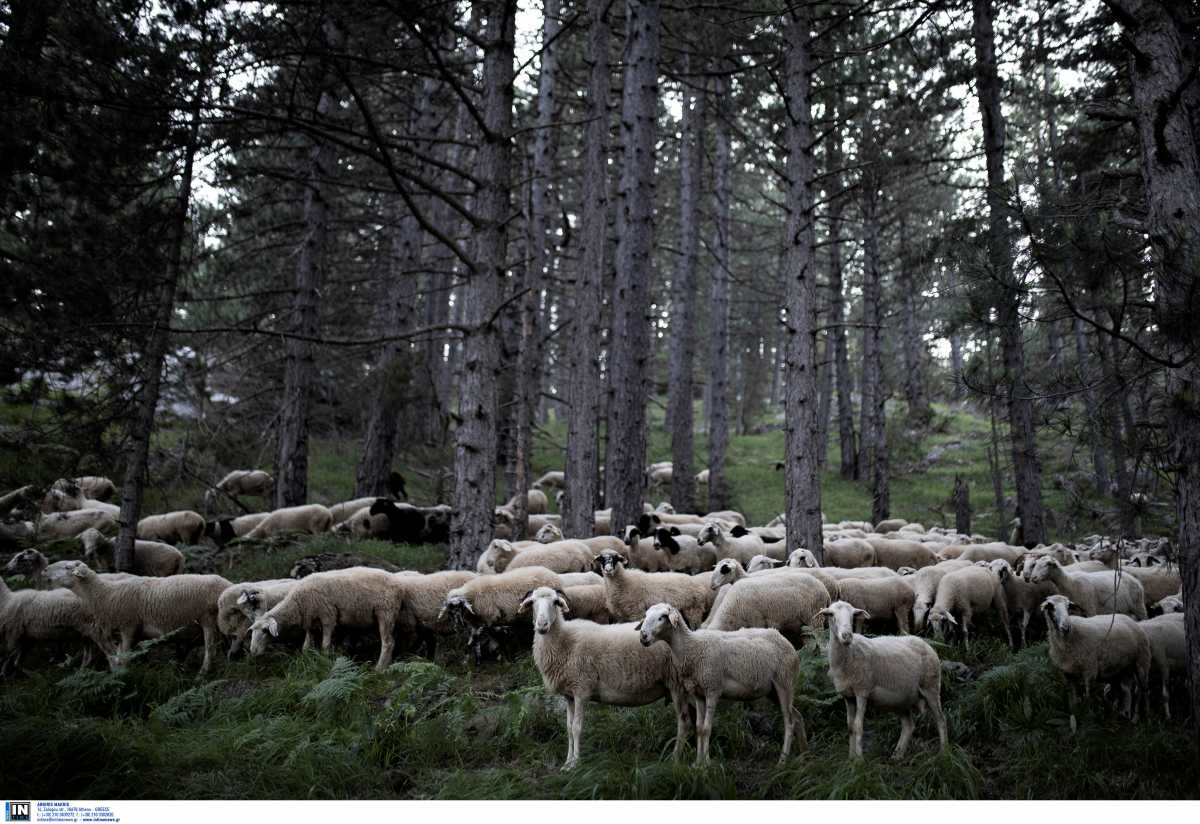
[669,609,684,628]
[633,619,643,631]
[943,612,958,625]
[556,595,571,614]
[517,590,535,614]
[267,617,280,637]
[817,607,834,617]
[854,608,872,621]
[1067,601,1086,617]
[237,591,252,605]
[71,565,88,578]
[730,525,749,537]
[670,527,680,535]
[997,566,1011,582]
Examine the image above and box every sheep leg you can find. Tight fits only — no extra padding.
[562,695,577,768]
[921,685,948,752]
[961,611,973,648]
[774,680,794,761]
[892,712,915,760]
[1161,670,1171,720]
[851,694,868,758]
[375,613,395,670]
[199,622,216,674]
[844,697,857,757]
[1018,612,1029,649]
[699,694,718,766]
[1067,680,1081,734]
[320,620,335,653]
[564,695,586,771]
[895,608,909,635]
[670,690,692,760]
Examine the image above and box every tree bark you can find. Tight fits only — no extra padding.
[707,71,732,513]
[973,0,1046,546]
[1106,0,1200,738]
[604,0,660,535]
[1073,316,1110,492]
[667,56,703,514]
[563,0,610,538]
[898,218,931,424]
[781,8,823,562]
[447,0,516,569]
[827,135,857,479]
[859,151,888,523]
[954,476,971,536]
[816,333,832,468]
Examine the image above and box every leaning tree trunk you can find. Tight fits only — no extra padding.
[563,0,610,538]
[859,160,889,525]
[274,16,343,509]
[115,85,202,570]
[1106,0,1200,741]
[707,71,732,513]
[973,0,1045,546]
[447,0,516,569]
[781,7,823,562]
[604,0,660,535]
[667,55,703,514]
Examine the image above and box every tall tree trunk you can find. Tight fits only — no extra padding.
[827,147,857,479]
[707,72,732,513]
[667,57,703,514]
[1073,316,1110,491]
[973,0,1045,546]
[447,0,516,569]
[604,0,659,535]
[781,7,823,562]
[274,17,343,509]
[563,0,610,538]
[816,333,832,467]
[115,86,202,570]
[859,159,889,524]
[1106,0,1200,735]
[898,218,930,424]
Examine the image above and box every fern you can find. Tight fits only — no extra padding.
[301,656,365,715]
[151,680,227,726]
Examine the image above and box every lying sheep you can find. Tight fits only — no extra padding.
[820,600,947,759]
[35,509,117,541]
[217,579,298,656]
[927,565,1012,648]
[439,566,564,628]
[1139,613,1185,718]
[985,559,1055,648]
[328,497,380,525]
[503,539,595,575]
[241,504,333,541]
[907,560,973,632]
[521,587,690,770]
[866,537,939,570]
[704,570,829,646]
[204,512,270,546]
[79,528,184,577]
[1026,556,1147,620]
[53,561,231,673]
[138,510,206,545]
[1040,594,1151,732]
[332,506,390,539]
[248,567,407,670]
[652,528,717,574]
[638,602,805,765]
[594,551,714,628]
[834,577,916,634]
[874,518,908,534]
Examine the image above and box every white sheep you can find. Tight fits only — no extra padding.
[204,470,273,511]
[1138,613,1185,718]
[248,567,406,670]
[560,584,612,623]
[328,497,380,525]
[217,579,298,656]
[52,561,231,673]
[241,504,333,541]
[823,538,877,569]
[866,537,939,570]
[927,565,1012,648]
[1025,556,1147,620]
[79,528,185,577]
[519,587,690,770]
[638,602,805,765]
[1039,594,1151,732]
[594,551,714,628]
[74,476,117,502]
[985,559,1055,647]
[1084,547,1182,608]
[137,510,206,545]
[532,471,566,491]
[819,600,947,759]
[332,506,391,539]
[0,575,110,673]
[907,560,973,632]
[439,566,564,627]
[392,570,478,657]
[874,518,908,534]
[652,527,717,574]
[3,548,134,590]
[504,539,595,574]
[834,577,916,634]
[703,570,830,645]
[1151,594,1183,615]
[35,509,117,541]
[696,520,766,567]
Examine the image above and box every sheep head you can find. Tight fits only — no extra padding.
[696,522,723,546]
[535,523,562,543]
[653,528,681,555]
[818,601,869,646]
[518,587,570,634]
[636,603,683,646]
[927,606,958,640]
[1039,594,1083,634]
[248,615,280,656]
[709,558,743,590]
[747,555,782,573]
[787,548,818,568]
[593,551,626,578]
[438,593,477,626]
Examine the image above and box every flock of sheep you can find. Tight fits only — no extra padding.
[0,464,1189,768]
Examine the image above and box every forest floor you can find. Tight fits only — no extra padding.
[0,402,1194,799]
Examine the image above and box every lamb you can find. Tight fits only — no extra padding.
[503,539,595,574]
[833,577,916,634]
[0,576,110,674]
[926,565,1012,648]
[52,561,231,673]
[866,537,939,570]
[985,559,1056,647]
[819,600,947,759]
[907,560,973,632]
[1040,594,1151,732]
[520,587,690,770]
[248,567,407,670]
[78,528,185,577]
[137,510,207,545]
[439,566,564,627]
[241,504,333,541]
[204,470,273,511]
[35,509,117,541]
[703,569,830,645]
[74,476,117,502]
[1025,556,1147,620]
[532,471,566,491]
[1138,613,1185,718]
[696,520,767,567]
[216,579,298,656]
[652,528,717,574]
[593,550,714,628]
[638,602,805,765]
[392,570,478,657]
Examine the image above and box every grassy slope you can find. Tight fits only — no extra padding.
[0,404,1192,799]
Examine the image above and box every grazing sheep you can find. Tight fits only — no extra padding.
[927,565,1012,648]
[35,509,117,541]
[217,579,298,657]
[653,528,717,574]
[1040,594,1151,732]
[392,570,478,657]
[532,471,566,491]
[638,602,805,765]
[696,520,767,567]
[78,528,184,577]
[53,561,230,673]
[866,537,939,570]
[504,539,595,574]
[138,510,206,545]
[985,559,1056,647]
[783,550,899,600]
[0,576,110,674]
[704,570,830,645]
[3,549,134,591]
[834,577,916,634]
[907,560,973,632]
[819,600,947,759]
[241,505,333,541]
[1026,556,1147,620]
[439,566,564,628]
[1139,613,1185,718]
[204,470,273,511]
[204,512,270,546]
[824,539,878,569]
[520,587,690,770]
[248,567,407,670]
[593,550,714,628]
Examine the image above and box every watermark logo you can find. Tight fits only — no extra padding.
[4,802,30,822]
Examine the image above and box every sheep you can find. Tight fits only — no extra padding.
[0,576,110,674]
[370,499,452,545]
[498,489,549,517]
[652,528,717,574]
[3,548,135,591]
[52,561,231,673]
[560,584,612,623]
[392,570,478,657]
[138,510,206,545]
[696,520,767,567]
[898,523,926,535]
[866,537,940,570]
[248,567,407,670]
[439,566,564,628]
[332,506,390,539]
[1150,594,1183,616]
[748,526,786,543]
[833,577,916,634]
[0,485,38,518]
[520,587,690,770]
[620,527,671,573]
[329,497,380,525]
[532,470,566,491]
[985,559,1056,648]
[638,602,805,765]
[77,528,184,577]
[926,565,1012,648]
[476,539,525,575]
[35,509,117,541]
[74,476,117,502]
[1139,613,1185,718]
[204,512,270,546]
[217,579,298,657]
[1039,594,1151,732]
[694,468,709,485]
[1084,547,1183,608]
[647,463,673,489]
[874,518,908,534]
[241,504,333,541]
[593,550,714,628]
[907,560,973,632]
[703,570,830,646]
[493,508,560,540]
[823,538,877,569]
[504,539,595,574]
[819,600,947,759]
[1025,556,1147,620]
[204,470,273,511]
[942,542,1025,565]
